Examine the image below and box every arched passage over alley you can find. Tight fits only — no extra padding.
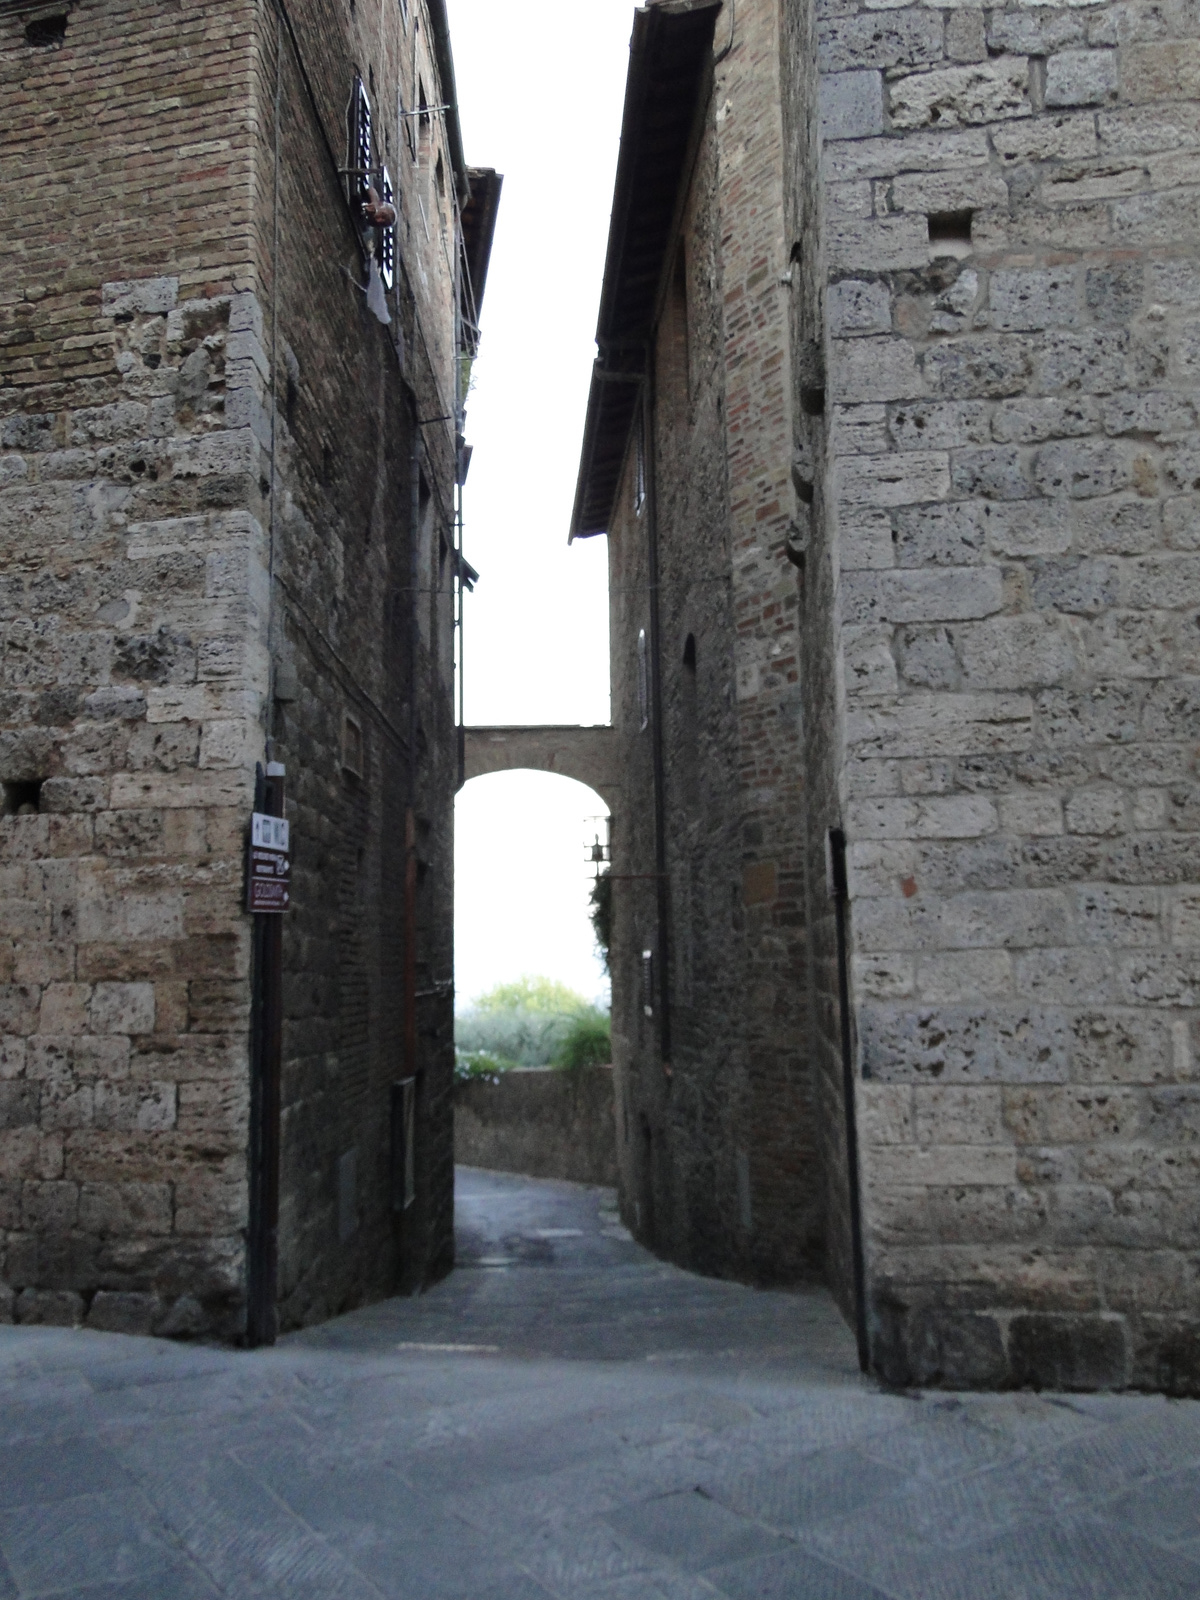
[454,769,616,1186]
[454,769,611,1014]
[462,725,620,812]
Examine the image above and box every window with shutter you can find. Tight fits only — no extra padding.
[379,165,395,290]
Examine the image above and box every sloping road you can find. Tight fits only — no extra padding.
[0,1167,1197,1598]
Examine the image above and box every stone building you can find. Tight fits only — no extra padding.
[0,0,496,1340]
[573,0,815,1287]
[576,0,1200,1391]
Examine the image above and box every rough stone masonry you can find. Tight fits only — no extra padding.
[784,0,1200,1387]
[0,0,486,1339]
[578,0,1200,1394]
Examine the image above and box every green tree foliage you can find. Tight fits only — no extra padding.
[590,871,612,975]
[457,975,609,1069]
[472,975,591,1015]
[554,1011,611,1070]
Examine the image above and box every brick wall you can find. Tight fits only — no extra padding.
[787,0,1200,1388]
[609,0,822,1285]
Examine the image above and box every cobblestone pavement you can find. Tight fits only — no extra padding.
[1,1167,1198,1599]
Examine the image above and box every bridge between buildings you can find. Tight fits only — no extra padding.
[461,725,619,810]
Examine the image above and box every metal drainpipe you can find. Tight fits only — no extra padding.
[829,827,870,1373]
[402,406,421,1275]
[643,341,671,1067]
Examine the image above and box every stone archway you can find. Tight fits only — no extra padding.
[462,725,620,810]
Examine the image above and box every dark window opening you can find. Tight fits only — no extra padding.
[637,628,649,732]
[634,410,646,515]
[680,634,698,811]
[391,1078,417,1212]
[928,209,974,257]
[285,374,298,428]
[435,151,445,199]
[342,715,364,779]
[800,385,825,417]
[25,13,68,47]
[2,780,43,816]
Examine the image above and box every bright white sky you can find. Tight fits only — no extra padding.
[446,0,632,1009]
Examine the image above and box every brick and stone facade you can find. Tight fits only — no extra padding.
[578,0,1200,1390]
[577,0,821,1286]
[0,0,488,1338]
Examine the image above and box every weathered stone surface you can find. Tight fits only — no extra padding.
[0,0,464,1342]
[86,1289,160,1335]
[1009,1312,1129,1390]
[454,1068,618,1189]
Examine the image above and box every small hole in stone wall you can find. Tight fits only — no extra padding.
[2,780,43,816]
[928,209,974,260]
[800,386,825,417]
[25,13,69,47]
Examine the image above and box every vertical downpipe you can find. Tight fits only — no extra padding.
[399,411,421,1286]
[829,827,869,1372]
[643,344,671,1066]
[247,763,286,1346]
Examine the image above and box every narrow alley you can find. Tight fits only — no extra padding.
[1,1171,1197,1599]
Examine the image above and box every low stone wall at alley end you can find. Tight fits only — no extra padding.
[454,1067,618,1188]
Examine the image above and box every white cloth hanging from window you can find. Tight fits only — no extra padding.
[367,257,391,325]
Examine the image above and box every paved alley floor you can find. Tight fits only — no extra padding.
[1,1168,1199,1599]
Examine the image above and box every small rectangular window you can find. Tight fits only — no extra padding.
[641,949,654,1017]
[634,411,646,515]
[391,1078,417,1211]
[342,715,364,778]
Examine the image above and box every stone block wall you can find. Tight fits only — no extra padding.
[0,0,262,1338]
[784,0,1200,1387]
[0,0,462,1337]
[454,1067,618,1189]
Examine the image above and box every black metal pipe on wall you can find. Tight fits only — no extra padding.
[828,826,869,1373]
[247,763,286,1347]
[643,347,672,1068]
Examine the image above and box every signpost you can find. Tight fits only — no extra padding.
[247,812,290,913]
[247,766,287,1349]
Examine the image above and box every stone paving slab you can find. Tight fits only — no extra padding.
[0,1167,1196,1598]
